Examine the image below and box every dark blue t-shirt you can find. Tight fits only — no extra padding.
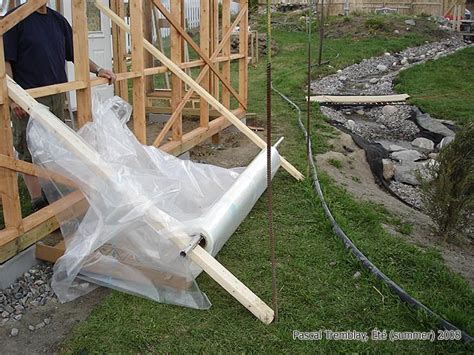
[3,6,74,89]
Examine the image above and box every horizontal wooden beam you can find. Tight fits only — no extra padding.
[146,106,221,118]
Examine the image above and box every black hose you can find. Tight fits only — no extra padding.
[271,83,473,343]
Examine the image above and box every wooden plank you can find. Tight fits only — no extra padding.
[130,0,146,143]
[239,0,249,109]
[72,0,92,128]
[152,0,245,109]
[7,76,274,324]
[222,0,231,109]
[95,1,304,181]
[146,106,221,118]
[307,94,410,104]
[0,0,48,35]
[170,0,183,141]
[0,154,76,187]
[27,80,87,98]
[200,0,210,128]
[111,0,129,101]
[0,191,87,263]
[35,240,65,263]
[0,37,22,232]
[144,0,154,95]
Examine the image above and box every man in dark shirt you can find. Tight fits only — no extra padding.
[4,4,116,209]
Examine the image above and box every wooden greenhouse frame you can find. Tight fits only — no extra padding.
[0,0,303,323]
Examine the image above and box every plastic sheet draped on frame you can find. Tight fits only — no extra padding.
[27,96,281,309]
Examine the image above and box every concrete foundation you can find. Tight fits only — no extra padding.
[0,245,38,289]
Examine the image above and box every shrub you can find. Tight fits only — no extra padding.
[365,17,386,31]
[418,123,474,241]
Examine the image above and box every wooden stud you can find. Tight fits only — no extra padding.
[130,0,147,143]
[111,0,129,101]
[72,0,92,128]
[0,38,22,233]
[200,0,210,128]
[222,0,231,109]
[239,0,249,109]
[170,0,183,141]
[0,0,48,35]
[144,0,154,95]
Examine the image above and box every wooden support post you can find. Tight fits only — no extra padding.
[222,0,231,109]
[200,0,210,128]
[153,9,170,89]
[0,38,22,233]
[170,0,183,141]
[239,0,249,109]
[212,0,219,101]
[130,0,146,143]
[144,0,154,95]
[72,0,92,128]
[111,0,129,101]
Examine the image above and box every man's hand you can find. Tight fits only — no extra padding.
[10,102,28,119]
[97,69,116,85]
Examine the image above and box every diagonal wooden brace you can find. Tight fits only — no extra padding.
[152,0,246,109]
[95,1,304,181]
[153,4,248,147]
[7,75,274,324]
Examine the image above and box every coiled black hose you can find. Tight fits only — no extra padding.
[271,83,473,343]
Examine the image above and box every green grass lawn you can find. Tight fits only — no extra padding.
[62,23,474,353]
[394,46,474,126]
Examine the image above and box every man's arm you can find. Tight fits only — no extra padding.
[89,59,116,85]
[6,61,27,118]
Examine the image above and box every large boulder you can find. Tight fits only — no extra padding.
[437,136,455,150]
[415,113,455,137]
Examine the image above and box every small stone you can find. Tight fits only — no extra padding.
[405,19,416,26]
[394,29,400,34]
[4,305,14,313]
[428,152,438,160]
[353,271,361,279]
[382,159,395,180]
[44,318,51,325]
[329,261,337,267]
[346,120,356,131]
[377,64,388,72]
[356,109,365,116]
[35,322,45,330]
[420,54,426,59]
[14,304,24,313]
[2,311,9,318]
[339,75,347,82]
[384,52,391,56]
[369,78,378,84]
[28,325,35,331]
[11,328,19,337]
[13,314,22,321]
[30,301,39,307]
[401,57,408,65]
[337,69,342,73]
[411,137,434,151]
[382,105,398,116]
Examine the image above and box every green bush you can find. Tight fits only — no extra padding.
[365,17,386,31]
[418,123,474,241]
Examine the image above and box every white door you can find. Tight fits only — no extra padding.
[63,0,114,110]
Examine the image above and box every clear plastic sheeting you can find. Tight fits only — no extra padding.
[26,96,281,309]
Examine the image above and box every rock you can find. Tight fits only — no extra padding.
[394,29,400,34]
[2,311,9,318]
[382,159,395,180]
[13,314,22,321]
[401,57,408,65]
[329,261,337,267]
[411,137,434,151]
[390,181,423,209]
[339,75,347,82]
[405,19,416,26]
[428,152,438,159]
[384,52,391,56]
[11,328,19,337]
[420,54,426,59]
[415,113,455,137]
[382,105,397,116]
[28,325,35,331]
[356,109,365,116]
[353,271,361,279]
[376,64,388,72]
[394,164,421,185]
[369,78,378,84]
[391,149,423,162]
[44,318,51,325]
[346,119,356,131]
[437,136,455,149]
[35,322,45,330]
[4,305,14,314]
[389,144,406,152]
